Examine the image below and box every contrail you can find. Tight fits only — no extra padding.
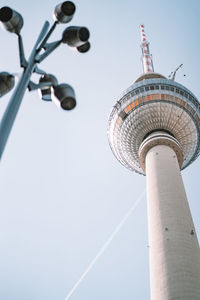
[64,189,146,300]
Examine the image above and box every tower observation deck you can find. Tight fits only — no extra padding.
[108,25,200,299]
[108,71,200,174]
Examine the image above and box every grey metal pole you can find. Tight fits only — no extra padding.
[0,21,49,159]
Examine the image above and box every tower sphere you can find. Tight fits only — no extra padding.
[108,72,200,175]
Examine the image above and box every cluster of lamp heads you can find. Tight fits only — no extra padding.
[0,2,90,52]
[0,1,90,110]
[0,71,76,110]
[54,2,90,53]
[38,74,76,110]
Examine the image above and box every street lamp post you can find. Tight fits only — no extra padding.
[0,2,90,160]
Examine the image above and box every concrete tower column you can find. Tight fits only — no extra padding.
[140,132,200,300]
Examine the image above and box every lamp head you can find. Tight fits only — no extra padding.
[0,6,23,34]
[39,74,58,101]
[0,72,15,97]
[62,26,90,47]
[54,1,75,24]
[53,83,76,110]
[77,41,90,53]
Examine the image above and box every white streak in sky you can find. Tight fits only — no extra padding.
[64,189,146,300]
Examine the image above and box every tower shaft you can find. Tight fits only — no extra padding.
[145,141,200,299]
[140,24,154,73]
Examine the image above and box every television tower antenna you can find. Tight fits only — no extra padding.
[139,24,154,73]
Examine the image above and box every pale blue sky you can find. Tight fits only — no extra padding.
[0,0,200,299]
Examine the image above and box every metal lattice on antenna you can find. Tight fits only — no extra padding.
[139,24,154,73]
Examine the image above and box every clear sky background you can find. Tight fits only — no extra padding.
[0,0,200,299]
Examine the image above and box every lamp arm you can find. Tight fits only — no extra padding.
[28,80,53,91]
[37,21,58,51]
[33,65,47,75]
[17,34,27,68]
[36,40,62,63]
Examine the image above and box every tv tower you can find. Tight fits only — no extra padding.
[108,25,200,299]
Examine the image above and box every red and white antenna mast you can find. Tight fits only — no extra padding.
[139,24,154,73]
